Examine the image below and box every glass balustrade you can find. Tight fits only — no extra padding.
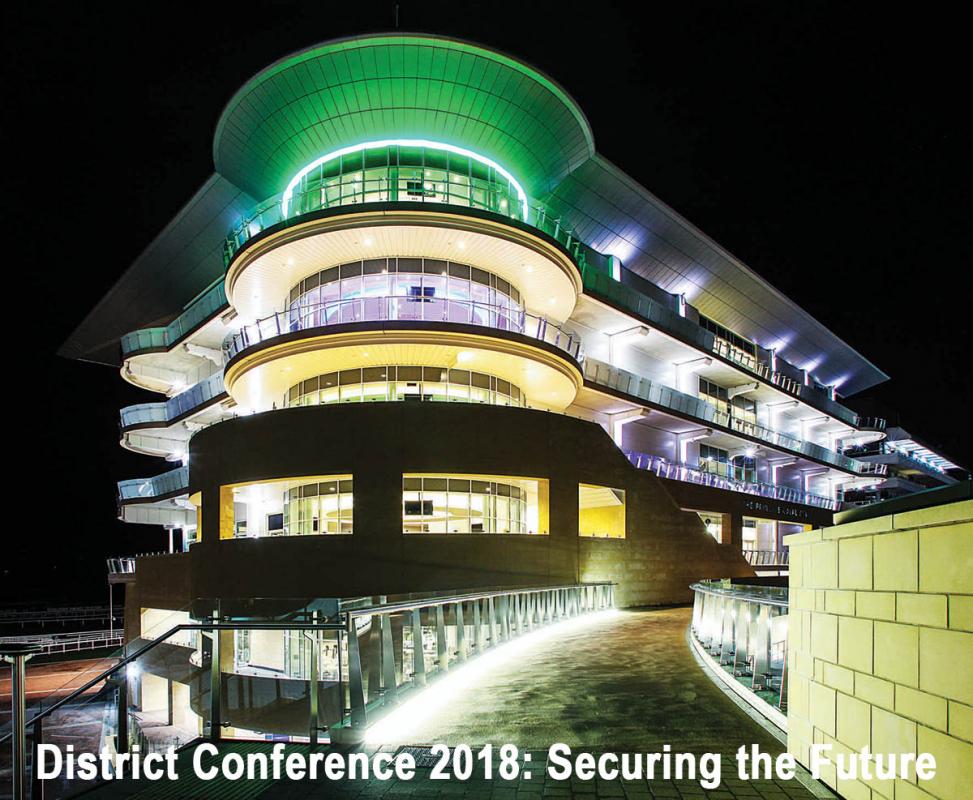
[223,297,584,363]
[224,176,592,270]
[584,359,865,476]
[121,281,228,358]
[690,581,789,712]
[843,441,946,475]
[0,586,615,799]
[626,451,839,511]
[120,374,227,430]
[117,466,189,501]
[579,267,865,427]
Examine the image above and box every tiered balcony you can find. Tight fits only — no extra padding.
[584,359,883,477]
[580,267,880,432]
[625,451,839,511]
[119,373,227,430]
[121,281,228,358]
[117,466,189,502]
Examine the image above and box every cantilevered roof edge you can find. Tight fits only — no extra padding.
[212,31,596,170]
[58,175,254,366]
[550,153,890,396]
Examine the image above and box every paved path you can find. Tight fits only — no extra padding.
[73,608,830,799]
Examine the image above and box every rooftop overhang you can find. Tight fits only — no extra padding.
[544,156,890,396]
[213,33,595,202]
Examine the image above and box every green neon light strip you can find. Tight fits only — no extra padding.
[282,139,529,220]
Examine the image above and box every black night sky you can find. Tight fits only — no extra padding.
[3,2,970,603]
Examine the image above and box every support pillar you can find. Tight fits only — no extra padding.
[1,644,42,800]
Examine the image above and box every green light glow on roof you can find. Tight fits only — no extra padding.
[282,139,529,219]
[213,34,595,201]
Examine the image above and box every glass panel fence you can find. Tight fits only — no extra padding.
[626,451,839,511]
[584,359,864,475]
[223,298,583,363]
[223,178,591,271]
[1,586,614,798]
[690,582,788,713]
[121,281,227,358]
[117,466,189,501]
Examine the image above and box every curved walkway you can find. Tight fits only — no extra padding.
[82,608,831,800]
[388,607,786,752]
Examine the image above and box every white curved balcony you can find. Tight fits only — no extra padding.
[223,297,584,364]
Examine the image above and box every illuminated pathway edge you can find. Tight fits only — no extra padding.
[82,608,834,799]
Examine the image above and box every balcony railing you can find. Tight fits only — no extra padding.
[856,416,887,432]
[106,557,136,575]
[120,280,228,358]
[223,176,593,271]
[0,585,615,798]
[690,581,788,715]
[625,451,839,511]
[223,297,584,364]
[120,373,227,429]
[743,549,790,567]
[117,466,189,501]
[579,267,865,428]
[585,359,868,475]
[843,441,947,475]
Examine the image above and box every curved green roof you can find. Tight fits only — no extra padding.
[213,33,595,201]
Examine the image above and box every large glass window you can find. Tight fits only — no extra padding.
[226,476,353,537]
[578,484,626,538]
[291,143,523,221]
[731,455,757,483]
[402,474,546,535]
[698,444,730,478]
[287,258,522,325]
[283,479,354,535]
[698,377,757,426]
[285,366,525,409]
[699,315,757,357]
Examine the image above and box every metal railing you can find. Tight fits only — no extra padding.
[0,585,613,799]
[690,581,788,713]
[856,416,887,432]
[0,630,123,656]
[579,267,865,427]
[223,297,584,364]
[120,373,227,430]
[120,280,227,358]
[585,358,866,475]
[117,466,189,501]
[0,606,117,626]
[742,550,790,567]
[626,451,839,511]
[223,175,592,271]
[106,558,135,575]
[843,441,946,475]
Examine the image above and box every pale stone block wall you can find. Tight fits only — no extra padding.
[786,499,973,800]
